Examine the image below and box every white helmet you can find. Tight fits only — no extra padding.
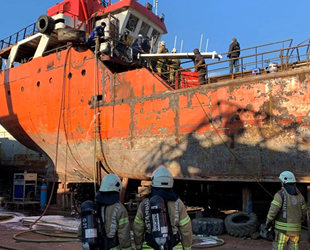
[138,34,143,37]
[171,48,177,53]
[151,166,174,188]
[160,41,165,46]
[279,171,296,184]
[99,174,122,192]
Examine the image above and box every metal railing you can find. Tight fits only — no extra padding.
[220,39,293,69]
[0,23,37,51]
[205,43,310,78]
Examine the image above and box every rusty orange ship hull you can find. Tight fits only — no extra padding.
[1,46,310,183]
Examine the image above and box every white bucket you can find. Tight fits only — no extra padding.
[269,63,278,73]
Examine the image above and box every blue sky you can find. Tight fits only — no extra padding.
[1,0,310,58]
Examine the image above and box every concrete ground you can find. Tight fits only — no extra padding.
[0,208,309,250]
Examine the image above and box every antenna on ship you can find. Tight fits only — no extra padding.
[155,0,159,15]
[205,38,209,52]
[180,40,183,53]
[199,34,203,51]
[174,36,177,50]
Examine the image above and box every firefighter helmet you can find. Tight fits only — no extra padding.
[171,48,177,53]
[99,174,122,192]
[160,41,166,46]
[151,167,174,188]
[279,171,296,184]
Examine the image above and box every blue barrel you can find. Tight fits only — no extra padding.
[40,183,47,207]
[252,68,260,75]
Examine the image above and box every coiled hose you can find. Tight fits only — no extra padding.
[192,235,225,248]
[0,229,79,250]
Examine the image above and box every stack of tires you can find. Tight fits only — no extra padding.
[192,212,258,238]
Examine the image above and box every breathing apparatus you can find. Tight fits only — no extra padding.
[150,195,169,250]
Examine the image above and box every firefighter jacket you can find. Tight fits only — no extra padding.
[98,201,131,250]
[169,58,181,69]
[133,197,192,250]
[266,187,306,236]
[157,46,168,62]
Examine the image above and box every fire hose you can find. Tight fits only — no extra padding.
[0,229,79,250]
[192,235,225,248]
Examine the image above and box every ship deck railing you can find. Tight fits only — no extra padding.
[0,2,111,52]
[160,41,310,88]
[0,23,37,51]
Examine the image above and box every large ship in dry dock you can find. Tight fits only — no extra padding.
[0,0,310,199]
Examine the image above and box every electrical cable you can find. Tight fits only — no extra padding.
[29,45,73,229]
[192,89,274,198]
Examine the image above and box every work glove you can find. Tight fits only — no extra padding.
[266,220,272,229]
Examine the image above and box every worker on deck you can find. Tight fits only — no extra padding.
[118,30,130,61]
[86,22,107,50]
[193,48,206,85]
[265,171,306,250]
[141,36,151,66]
[133,166,192,250]
[95,22,107,42]
[132,34,144,61]
[157,41,169,78]
[227,38,240,74]
[168,48,181,87]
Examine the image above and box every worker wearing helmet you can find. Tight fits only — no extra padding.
[157,41,169,78]
[192,48,206,85]
[131,34,144,61]
[95,174,131,250]
[168,48,181,87]
[133,167,192,250]
[265,171,306,250]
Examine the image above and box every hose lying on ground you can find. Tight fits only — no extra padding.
[0,244,23,250]
[192,235,225,248]
[12,229,80,243]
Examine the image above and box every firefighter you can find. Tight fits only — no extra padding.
[79,174,131,250]
[265,171,307,250]
[133,167,192,250]
[157,41,169,78]
[168,48,180,87]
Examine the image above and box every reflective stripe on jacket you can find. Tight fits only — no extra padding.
[133,198,192,250]
[99,201,131,250]
[266,187,306,236]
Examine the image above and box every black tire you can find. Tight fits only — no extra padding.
[192,217,224,236]
[224,212,258,237]
[37,15,55,35]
